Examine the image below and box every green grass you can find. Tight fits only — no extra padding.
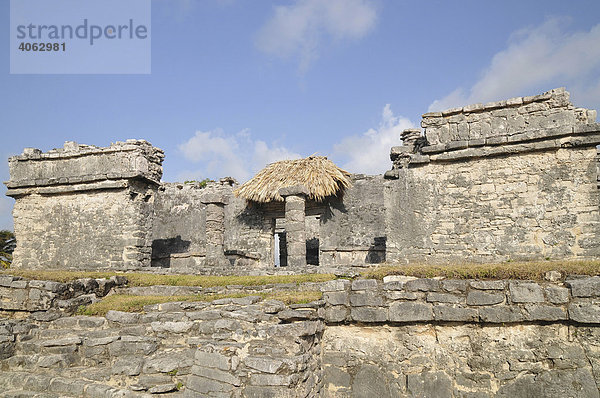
[4,259,600,288]
[0,269,336,287]
[361,260,600,280]
[77,290,323,316]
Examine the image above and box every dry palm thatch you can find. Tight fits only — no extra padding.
[234,156,352,203]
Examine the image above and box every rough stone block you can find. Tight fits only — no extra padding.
[112,356,144,375]
[39,336,81,347]
[323,306,349,323]
[105,310,140,324]
[567,277,600,297]
[470,280,505,290]
[433,305,478,322]
[389,302,433,322]
[48,377,86,395]
[568,302,600,323]
[192,365,241,386]
[249,374,295,387]
[323,291,349,306]
[426,292,463,303]
[195,350,230,371]
[509,282,545,303]
[385,291,419,300]
[320,279,350,292]
[279,184,309,197]
[441,279,468,292]
[523,304,567,321]
[466,291,505,306]
[407,371,453,398]
[144,352,193,373]
[243,357,284,374]
[405,278,440,292]
[479,306,524,323]
[187,374,235,394]
[382,275,417,284]
[350,307,387,323]
[350,292,384,307]
[150,321,194,333]
[351,279,378,291]
[545,286,569,304]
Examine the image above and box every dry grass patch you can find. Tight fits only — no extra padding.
[1,269,117,283]
[0,269,336,287]
[124,273,335,287]
[79,290,323,316]
[362,260,600,280]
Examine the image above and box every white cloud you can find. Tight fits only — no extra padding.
[256,0,377,70]
[178,128,301,182]
[333,104,414,175]
[429,18,600,112]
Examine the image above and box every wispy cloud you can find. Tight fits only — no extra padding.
[429,18,600,111]
[178,128,301,183]
[255,0,377,71]
[333,104,414,175]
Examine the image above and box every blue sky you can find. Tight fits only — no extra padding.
[1,0,600,230]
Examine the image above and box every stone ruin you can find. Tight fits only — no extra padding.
[4,87,600,274]
[2,88,600,397]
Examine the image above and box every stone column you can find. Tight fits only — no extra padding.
[279,185,309,268]
[201,193,229,267]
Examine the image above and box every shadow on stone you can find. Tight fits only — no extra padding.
[151,236,191,268]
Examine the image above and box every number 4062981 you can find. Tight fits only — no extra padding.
[18,42,66,51]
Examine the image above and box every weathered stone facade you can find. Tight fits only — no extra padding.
[6,140,164,270]
[4,88,600,271]
[2,273,600,396]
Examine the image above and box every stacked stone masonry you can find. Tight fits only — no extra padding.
[4,87,600,270]
[2,274,600,396]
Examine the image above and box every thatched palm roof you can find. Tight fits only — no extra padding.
[234,156,352,203]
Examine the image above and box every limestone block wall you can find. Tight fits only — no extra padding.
[2,274,600,396]
[0,275,126,314]
[151,182,209,269]
[0,291,324,397]
[319,276,600,397]
[383,88,600,264]
[421,87,597,146]
[5,140,164,270]
[386,146,600,263]
[320,174,387,266]
[151,179,272,272]
[11,183,156,270]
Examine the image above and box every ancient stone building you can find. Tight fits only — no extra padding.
[4,88,600,272]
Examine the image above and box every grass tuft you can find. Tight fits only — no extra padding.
[361,260,600,280]
[0,269,336,287]
[78,290,322,316]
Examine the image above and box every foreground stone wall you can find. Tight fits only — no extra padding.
[318,275,600,397]
[322,324,600,397]
[2,274,600,396]
[0,281,324,397]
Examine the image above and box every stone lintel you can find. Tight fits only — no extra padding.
[279,185,309,198]
[201,193,228,205]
